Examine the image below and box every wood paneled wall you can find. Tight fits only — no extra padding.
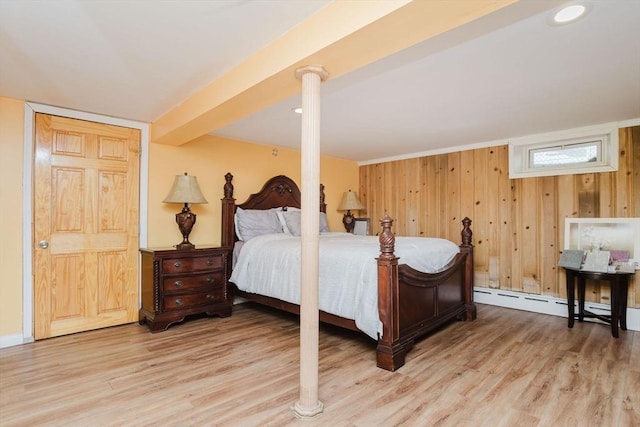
[359,126,639,307]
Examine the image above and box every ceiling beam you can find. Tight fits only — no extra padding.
[151,0,518,146]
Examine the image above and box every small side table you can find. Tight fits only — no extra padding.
[564,267,634,338]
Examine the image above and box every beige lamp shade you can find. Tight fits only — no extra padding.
[337,190,364,211]
[163,173,208,204]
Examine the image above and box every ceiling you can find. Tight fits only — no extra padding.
[1,0,639,164]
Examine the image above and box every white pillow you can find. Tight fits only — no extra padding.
[283,210,302,236]
[275,207,300,234]
[234,207,283,241]
[319,212,329,233]
[279,210,330,236]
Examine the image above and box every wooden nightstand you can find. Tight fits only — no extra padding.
[139,246,232,332]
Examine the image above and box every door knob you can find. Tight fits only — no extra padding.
[38,240,49,249]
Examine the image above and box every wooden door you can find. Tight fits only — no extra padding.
[34,113,141,339]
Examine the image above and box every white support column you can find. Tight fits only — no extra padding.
[292,65,329,419]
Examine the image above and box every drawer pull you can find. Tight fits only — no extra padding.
[206,294,215,301]
[206,259,214,266]
[173,262,182,269]
[206,277,215,284]
[174,280,183,288]
[175,298,184,306]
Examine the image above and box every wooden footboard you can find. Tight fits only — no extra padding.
[376,215,475,371]
[221,173,475,372]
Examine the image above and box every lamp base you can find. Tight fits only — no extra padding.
[342,210,355,233]
[175,205,197,250]
[175,242,195,250]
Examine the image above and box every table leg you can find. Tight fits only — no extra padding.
[619,277,629,331]
[577,276,586,323]
[611,277,619,338]
[566,271,575,328]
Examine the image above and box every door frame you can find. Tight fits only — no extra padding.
[22,103,149,343]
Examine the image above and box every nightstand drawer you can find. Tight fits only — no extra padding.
[162,272,225,293]
[162,254,224,273]
[162,288,226,310]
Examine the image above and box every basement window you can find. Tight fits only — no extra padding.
[530,141,599,168]
[509,124,618,178]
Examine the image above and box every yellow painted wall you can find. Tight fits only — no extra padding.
[147,134,357,248]
[0,97,25,337]
[0,99,358,341]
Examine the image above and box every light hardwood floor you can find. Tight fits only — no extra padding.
[1,303,638,427]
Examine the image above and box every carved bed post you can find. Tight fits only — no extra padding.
[460,217,477,321]
[221,172,236,256]
[376,214,405,371]
[319,184,326,213]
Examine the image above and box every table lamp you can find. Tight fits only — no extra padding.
[337,190,364,233]
[163,173,208,250]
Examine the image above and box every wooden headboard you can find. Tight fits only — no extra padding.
[221,173,326,248]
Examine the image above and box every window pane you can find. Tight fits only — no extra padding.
[530,142,599,168]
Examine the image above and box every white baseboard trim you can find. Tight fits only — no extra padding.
[474,287,640,332]
[0,298,247,348]
[0,333,33,349]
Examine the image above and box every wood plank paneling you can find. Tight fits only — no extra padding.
[510,178,524,293]
[498,145,513,291]
[360,126,639,307]
[425,155,439,238]
[406,157,422,236]
[616,128,633,218]
[577,173,599,217]
[556,174,576,299]
[473,147,490,287]
[447,151,462,241]
[520,177,540,294]
[633,127,640,308]
[487,147,502,289]
[460,149,476,234]
[540,177,558,296]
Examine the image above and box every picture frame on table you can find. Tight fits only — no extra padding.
[353,218,370,236]
[564,217,640,271]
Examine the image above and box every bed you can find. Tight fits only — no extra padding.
[221,173,476,371]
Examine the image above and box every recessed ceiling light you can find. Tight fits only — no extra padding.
[552,4,588,25]
[292,107,302,114]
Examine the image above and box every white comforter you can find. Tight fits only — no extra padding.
[230,232,459,339]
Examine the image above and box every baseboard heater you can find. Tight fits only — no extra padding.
[474,286,640,332]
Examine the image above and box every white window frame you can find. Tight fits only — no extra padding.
[508,123,619,178]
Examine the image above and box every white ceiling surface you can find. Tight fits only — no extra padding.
[1,1,639,164]
[217,0,640,163]
[0,0,331,121]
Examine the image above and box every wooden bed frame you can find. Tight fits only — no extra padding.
[221,173,476,371]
